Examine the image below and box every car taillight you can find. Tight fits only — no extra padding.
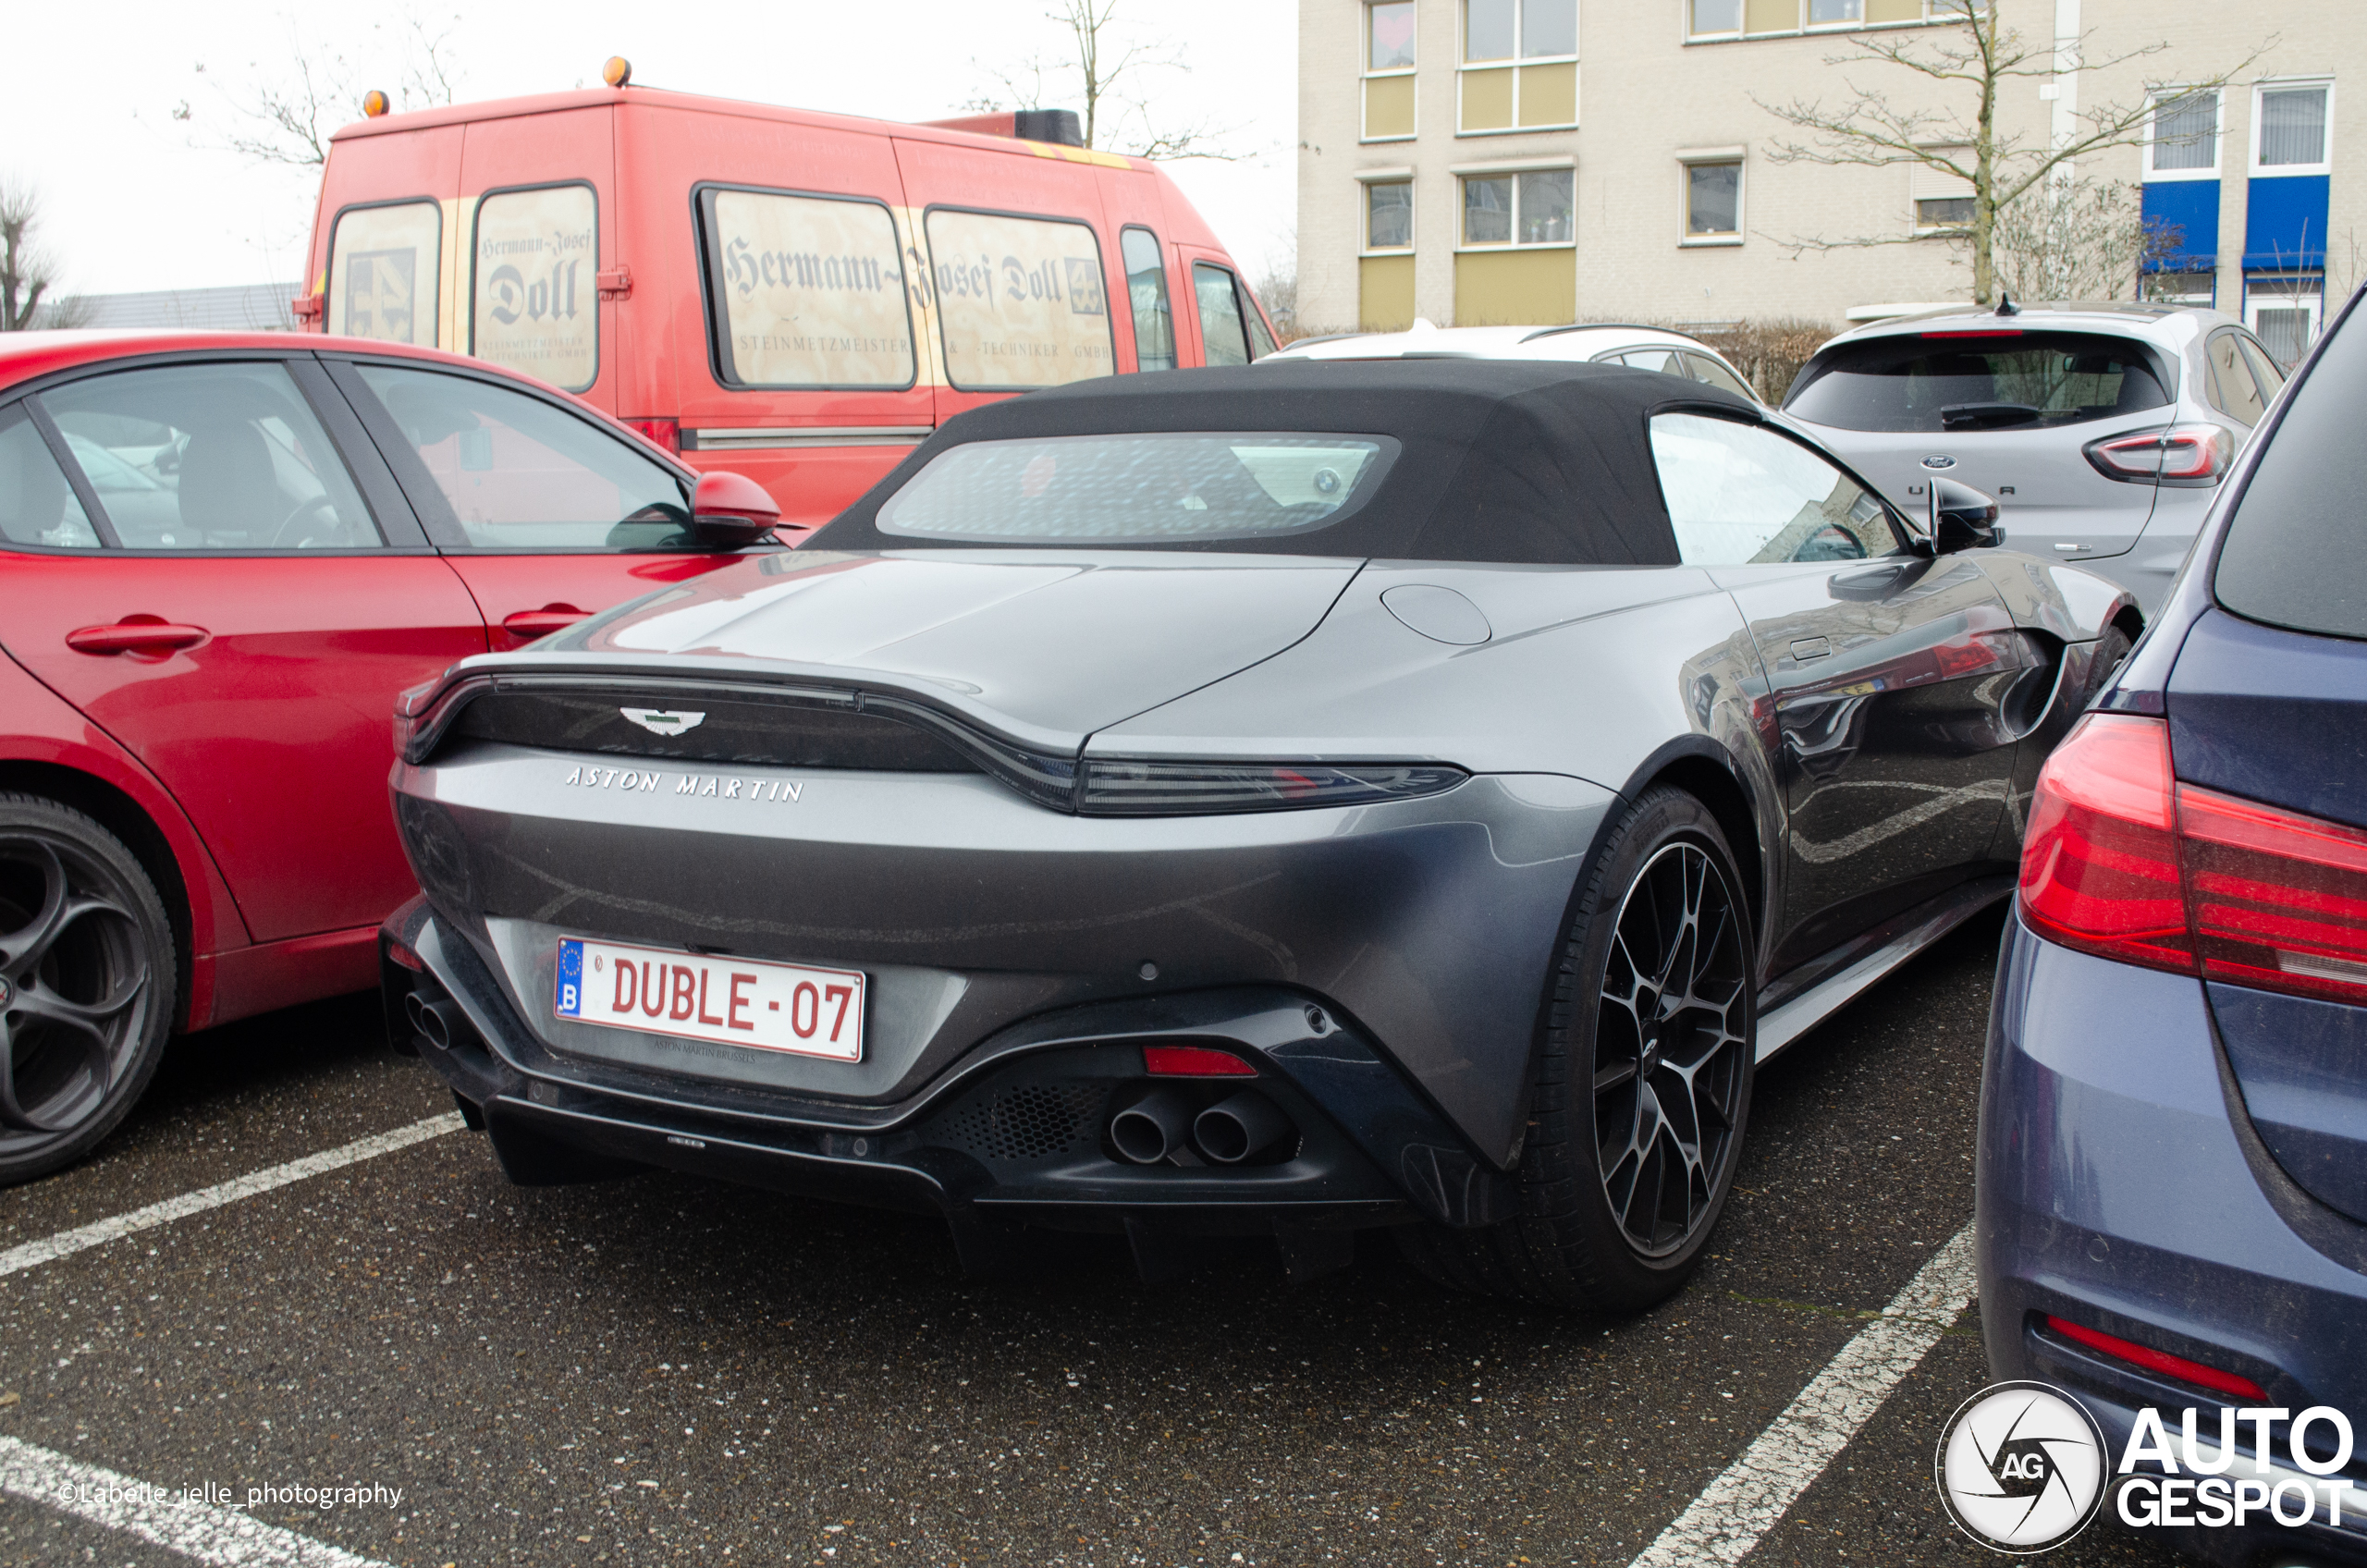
[2082,423,2232,487]
[1075,760,1466,815]
[620,417,680,455]
[2020,713,2367,1003]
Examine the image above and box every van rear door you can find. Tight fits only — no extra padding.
[454,106,619,416]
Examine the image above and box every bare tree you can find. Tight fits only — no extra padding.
[1757,5,2263,303]
[0,179,83,332]
[194,10,463,169]
[972,0,1245,161]
[1989,177,2165,302]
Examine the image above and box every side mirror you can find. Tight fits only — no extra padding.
[689,471,782,547]
[1929,478,2001,553]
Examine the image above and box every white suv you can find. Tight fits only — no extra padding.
[1784,302,2287,612]
[1264,321,1764,404]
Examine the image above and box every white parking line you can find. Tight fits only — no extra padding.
[0,1433,393,1567]
[1627,1221,1979,1567]
[0,1112,464,1280]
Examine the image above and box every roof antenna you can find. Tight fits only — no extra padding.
[1994,289,2020,317]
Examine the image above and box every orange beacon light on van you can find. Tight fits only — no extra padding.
[300,67,1281,533]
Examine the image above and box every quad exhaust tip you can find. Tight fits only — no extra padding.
[1110,1086,1295,1165]
[1110,1086,1196,1164]
[404,990,469,1053]
[1194,1091,1292,1164]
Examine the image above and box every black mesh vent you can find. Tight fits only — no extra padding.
[938,1083,1108,1163]
[453,691,979,772]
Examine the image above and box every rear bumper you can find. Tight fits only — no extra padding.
[1979,915,2367,1565]
[383,896,1512,1247]
[390,747,1615,1168]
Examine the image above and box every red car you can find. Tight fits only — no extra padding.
[0,329,781,1181]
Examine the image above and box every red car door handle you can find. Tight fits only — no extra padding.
[502,605,592,638]
[66,620,210,655]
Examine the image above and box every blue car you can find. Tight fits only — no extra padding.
[1982,282,2367,1566]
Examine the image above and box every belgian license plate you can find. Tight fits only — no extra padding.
[554,937,865,1062]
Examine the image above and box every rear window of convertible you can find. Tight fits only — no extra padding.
[1785,330,2171,433]
[874,433,1399,543]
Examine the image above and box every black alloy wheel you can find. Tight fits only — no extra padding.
[1398,785,1755,1312]
[0,795,175,1184]
[1592,840,1750,1257]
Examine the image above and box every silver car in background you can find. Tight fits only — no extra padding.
[1784,302,2287,611]
[1267,320,1765,404]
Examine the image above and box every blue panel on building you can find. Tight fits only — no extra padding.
[2245,175,2331,270]
[2141,180,2221,269]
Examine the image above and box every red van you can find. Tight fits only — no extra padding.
[296,78,1282,529]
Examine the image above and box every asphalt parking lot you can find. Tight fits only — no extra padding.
[0,908,2199,1568]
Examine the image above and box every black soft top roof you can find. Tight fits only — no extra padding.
[805,359,1759,566]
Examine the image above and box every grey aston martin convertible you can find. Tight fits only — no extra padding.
[381,360,2138,1312]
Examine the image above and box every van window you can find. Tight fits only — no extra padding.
[472,185,599,393]
[925,210,1115,391]
[328,200,441,347]
[1195,263,1252,367]
[1122,227,1176,374]
[355,363,691,550]
[699,188,916,389]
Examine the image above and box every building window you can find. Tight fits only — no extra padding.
[1366,179,1415,251]
[1459,0,1577,134]
[2144,271,2216,307]
[1689,0,1743,37]
[2256,82,2331,175]
[2247,275,2323,367]
[1910,149,1976,230]
[1368,0,1417,68]
[1461,167,1574,248]
[1364,2,1417,141]
[1809,0,1862,25]
[1915,197,1976,229]
[2146,90,2221,179]
[1684,160,1742,241]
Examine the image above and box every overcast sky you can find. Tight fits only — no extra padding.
[6,1,1297,298]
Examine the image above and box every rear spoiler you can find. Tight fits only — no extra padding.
[918,109,1085,148]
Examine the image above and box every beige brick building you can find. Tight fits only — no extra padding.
[1297,0,2366,359]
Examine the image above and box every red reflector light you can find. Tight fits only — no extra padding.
[1143,1045,1256,1077]
[620,416,680,455]
[1920,329,2025,338]
[2020,713,2367,1004]
[386,939,424,973]
[2046,1317,2269,1402]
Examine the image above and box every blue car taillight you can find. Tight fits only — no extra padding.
[2020,712,2367,1004]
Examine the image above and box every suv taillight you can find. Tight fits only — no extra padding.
[2082,423,2233,487]
[2021,713,2367,1003]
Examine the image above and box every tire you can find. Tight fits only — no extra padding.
[2078,624,2134,713]
[1399,786,1754,1312]
[0,794,176,1185]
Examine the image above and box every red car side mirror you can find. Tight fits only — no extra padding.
[688,471,782,547]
